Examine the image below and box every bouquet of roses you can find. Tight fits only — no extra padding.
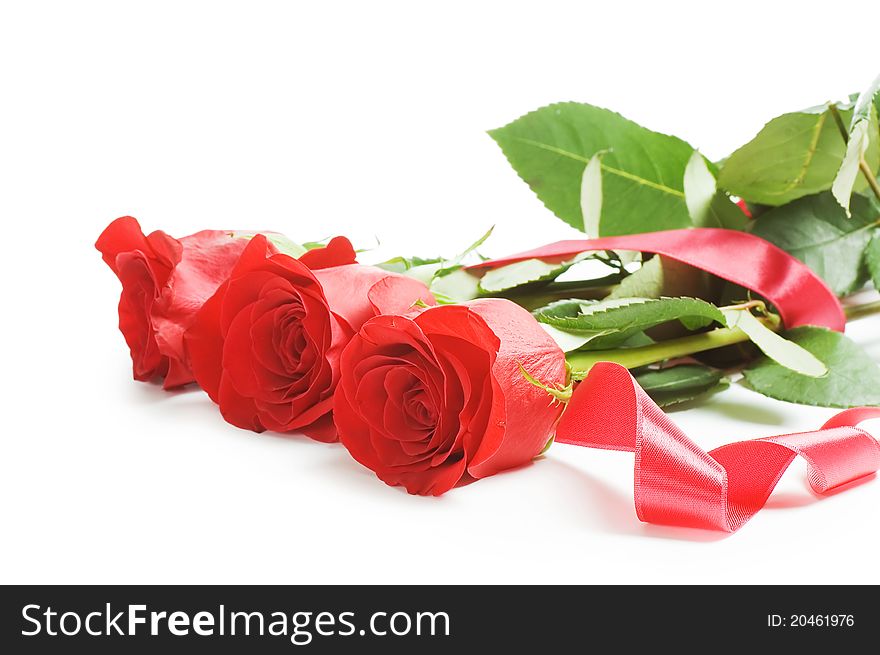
[96,74,880,533]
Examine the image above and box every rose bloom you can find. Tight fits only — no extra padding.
[333,298,567,495]
[96,217,252,388]
[96,217,356,389]
[184,234,434,441]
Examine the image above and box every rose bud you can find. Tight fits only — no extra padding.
[184,234,435,442]
[334,298,567,495]
[96,218,357,389]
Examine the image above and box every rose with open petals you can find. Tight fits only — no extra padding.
[95,217,255,388]
[96,218,357,389]
[184,234,435,441]
[333,298,567,495]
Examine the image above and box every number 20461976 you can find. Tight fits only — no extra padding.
[768,614,854,628]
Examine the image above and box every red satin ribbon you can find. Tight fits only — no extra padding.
[469,228,845,331]
[556,362,880,532]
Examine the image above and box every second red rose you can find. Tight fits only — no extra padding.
[185,235,435,442]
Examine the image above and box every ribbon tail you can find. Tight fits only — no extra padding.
[556,362,880,532]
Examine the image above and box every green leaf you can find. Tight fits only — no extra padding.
[538,323,617,353]
[832,75,880,216]
[718,102,880,206]
[375,255,443,275]
[434,226,494,277]
[477,255,585,294]
[535,296,725,349]
[722,309,826,377]
[489,102,697,235]
[876,92,880,137]
[580,152,604,236]
[430,268,482,303]
[683,151,749,230]
[867,231,880,289]
[832,121,872,216]
[402,262,443,286]
[749,191,880,296]
[607,256,711,300]
[743,326,880,407]
[375,227,493,297]
[634,365,729,408]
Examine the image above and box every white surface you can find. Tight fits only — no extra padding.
[2,0,880,585]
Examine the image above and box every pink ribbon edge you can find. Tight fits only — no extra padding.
[556,362,880,532]
[469,228,845,331]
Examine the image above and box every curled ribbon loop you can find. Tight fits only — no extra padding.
[470,228,845,331]
[556,362,880,532]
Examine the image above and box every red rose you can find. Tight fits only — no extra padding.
[184,234,435,441]
[333,298,567,495]
[96,216,253,388]
[96,218,357,389]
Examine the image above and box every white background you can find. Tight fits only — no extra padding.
[2,0,879,584]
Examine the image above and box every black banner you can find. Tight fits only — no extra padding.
[0,585,874,653]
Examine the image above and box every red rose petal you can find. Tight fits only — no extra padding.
[298,236,358,270]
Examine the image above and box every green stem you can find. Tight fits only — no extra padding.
[501,277,617,310]
[567,325,755,378]
[828,102,880,203]
[541,277,622,292]
[859,159,880,202]
[845,299,880,321]
[567,298,880,377]
[828,102,849,141]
